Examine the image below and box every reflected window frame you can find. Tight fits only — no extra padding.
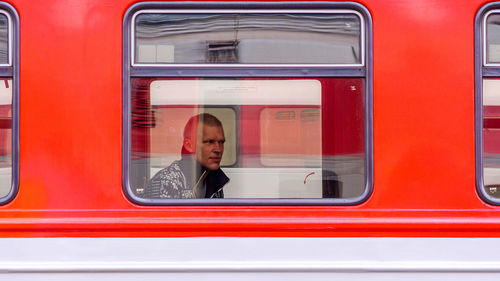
[484,9,500,66]
[0,10,12,66]
[0,3,18,205]
[123,1,373,206]
[131,9,365,67]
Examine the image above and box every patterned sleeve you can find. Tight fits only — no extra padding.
[143,163,190,199]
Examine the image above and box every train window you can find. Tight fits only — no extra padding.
[0,4,17,204]
[124,2,372,205]
[133,12,362,65]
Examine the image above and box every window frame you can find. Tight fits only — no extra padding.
[0,2,18,205]
[123,1,373,206]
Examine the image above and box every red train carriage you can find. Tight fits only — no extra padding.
[0,0,499,279]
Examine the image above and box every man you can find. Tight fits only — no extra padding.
[143,113,229,199]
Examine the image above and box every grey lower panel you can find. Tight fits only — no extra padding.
[0,237,500,280]
[3,273,500,281]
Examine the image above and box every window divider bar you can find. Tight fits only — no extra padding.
[482,67,500,77]
[130,67,365,78]
[0,67,14,77]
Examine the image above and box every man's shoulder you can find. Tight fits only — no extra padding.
[151,160,184,180]
[145,160,192,199]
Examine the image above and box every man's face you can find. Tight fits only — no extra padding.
[196,124,225,170]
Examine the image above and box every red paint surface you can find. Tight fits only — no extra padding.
[0,0,494,237]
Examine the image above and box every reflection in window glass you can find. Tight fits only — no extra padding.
[149,107,237,169]
[487,14,500,63]
[483,79,500,197]
[130,78,365,199]
[260,108,321,167]
[0,79,11,198]
[0,14,7,65]
[134,13,361,64]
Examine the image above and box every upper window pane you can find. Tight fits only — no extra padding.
[0,13,8,65]
[133,11,362,65]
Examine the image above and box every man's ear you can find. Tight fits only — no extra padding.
[183,138,194,153]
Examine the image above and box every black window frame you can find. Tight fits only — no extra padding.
[123,1,373,206]
[0,2,19,205]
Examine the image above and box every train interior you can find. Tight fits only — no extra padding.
[130,78,366,199]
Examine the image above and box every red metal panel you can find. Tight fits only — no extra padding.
[0,0,493,237]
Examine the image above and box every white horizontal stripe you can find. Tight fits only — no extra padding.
[150,79,321,105]
[3,261,500,273]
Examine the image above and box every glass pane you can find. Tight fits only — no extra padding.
[130,78,365,199]
[483,78,500,197]
[0,14,8,64]
[0,79,12,198]
[487,13,500,63]
[134,12,361,64]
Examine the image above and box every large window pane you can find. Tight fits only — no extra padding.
[134,12,362,64]
[130,78,365,199]
[0,79,12,198]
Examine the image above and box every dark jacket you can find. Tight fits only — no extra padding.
[143,155,229,199]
